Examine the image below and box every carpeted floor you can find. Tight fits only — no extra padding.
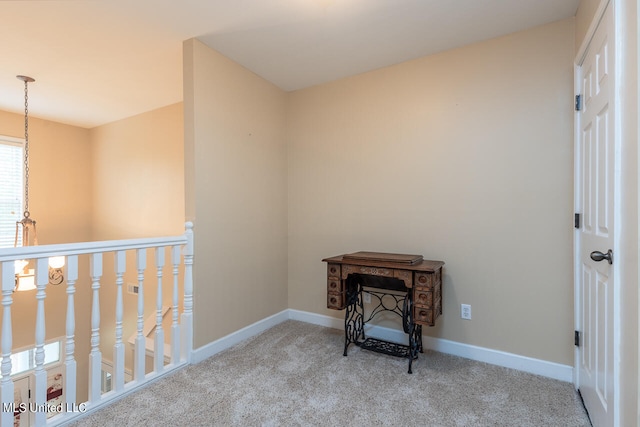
[69,320,591,426]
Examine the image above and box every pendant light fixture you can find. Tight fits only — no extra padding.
[13,75,65,291]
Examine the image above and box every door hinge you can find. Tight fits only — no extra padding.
[575,94,582,111]
[574,213,580,229]
[575,330,580,347]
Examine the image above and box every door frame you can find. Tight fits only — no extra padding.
[573,0,621,424]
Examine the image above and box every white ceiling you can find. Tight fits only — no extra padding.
[0,0,580,129]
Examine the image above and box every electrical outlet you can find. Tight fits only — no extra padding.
[363,292,371,304]
[461,304,471,320]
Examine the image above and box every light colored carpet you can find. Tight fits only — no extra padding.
[69,320,590,426]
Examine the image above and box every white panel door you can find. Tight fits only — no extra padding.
[575,2,616,426]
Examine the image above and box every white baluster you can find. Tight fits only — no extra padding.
[181,222,194,362]
[1,262,15,427]
[113,251,126,391]
[134,249,146,381]
[89,253,102,402]
[33,258,48,426]
[154,247,165,373]
[64,255,78,412]
[171,245,181,364]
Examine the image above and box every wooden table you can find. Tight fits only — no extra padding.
[322,251,444,373]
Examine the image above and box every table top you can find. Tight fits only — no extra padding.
[323,251,444,272]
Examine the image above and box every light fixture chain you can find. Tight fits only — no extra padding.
[23,78,29,216]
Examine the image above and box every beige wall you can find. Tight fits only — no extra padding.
[0,110,93,245]
[575,0,602,53]
[287,18,576,365]
[183,39,288,347]
[91,103,185,240]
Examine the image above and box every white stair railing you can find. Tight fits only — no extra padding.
[88,252,102,403]
[1,261,15,427]
[0,222,194,427]
[33,258,49,426]
[113,250,126,393]
[64,255,78,413]
[134,248,146,383]
[171,245,181,364]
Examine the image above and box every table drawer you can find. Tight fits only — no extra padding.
[414,307,435,326]
[327,263,341,278]
[415,287,433,308]
[414,269,442,289]
[415,272,432,288]
[327,278,343,293]
[327,292,345,310]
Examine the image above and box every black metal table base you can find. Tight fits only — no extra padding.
[360,337,414,358]
[342,274,423,374]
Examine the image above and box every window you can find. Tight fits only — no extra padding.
[10,340,61,377]
[0,136,24,248]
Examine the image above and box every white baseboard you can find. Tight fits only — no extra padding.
[191,308,572,382]
[288,309,344,329]
[191,310,290,363]
[288,309,573,382]
[420,335,572,382]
